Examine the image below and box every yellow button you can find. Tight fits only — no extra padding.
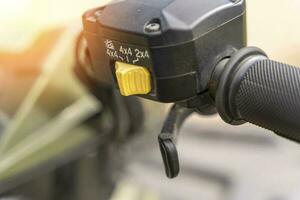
[115,62,151,96]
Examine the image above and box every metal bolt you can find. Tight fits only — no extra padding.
[95,10,102,17]
[145,22,161,33]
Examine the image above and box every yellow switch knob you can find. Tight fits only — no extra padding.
[115,62,152,96]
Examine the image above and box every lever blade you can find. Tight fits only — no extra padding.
[158,104,194,178]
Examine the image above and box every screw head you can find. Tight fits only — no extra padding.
[95,10,102,17]
[145,22,161,33]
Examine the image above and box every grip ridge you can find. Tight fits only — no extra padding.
[235,59,300,141]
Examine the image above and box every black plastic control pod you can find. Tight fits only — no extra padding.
[82,0,246,102]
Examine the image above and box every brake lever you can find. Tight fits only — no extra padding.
[158,104,194,178]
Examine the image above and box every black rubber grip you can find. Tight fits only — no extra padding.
[233,59,300,142]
